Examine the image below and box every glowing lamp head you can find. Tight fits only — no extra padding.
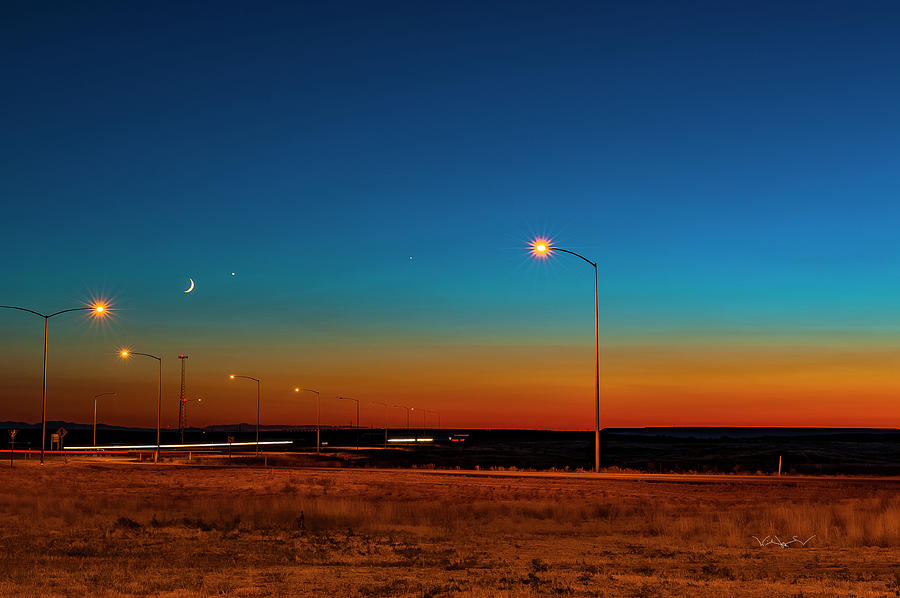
[229,374,235,380]
[529,237,553,259]
[294,387,301,393]
[120,349,130,358]
[90,301,110,318]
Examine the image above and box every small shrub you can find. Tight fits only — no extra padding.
[113,516,142,530]
[358,579,408,597]
[531,557,549,572]
[446,555,479,570]
[887,572,900,592]
[180,517,213,531]
[63,542,100,557]
[700,563,736,580]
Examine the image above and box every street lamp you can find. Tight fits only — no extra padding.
[119,349,162,463]
[338,397,360,450]
[0,302,108,464]
[393,404,411,429]
[229,374,261,455]
[92,392,116,446]
[374,401,388,448]
[294,387,321,453]
[0,302,109,465]
[426,409,441,432]
[182,396,204,437]
[529,237,601,473]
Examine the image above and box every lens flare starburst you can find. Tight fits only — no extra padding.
[529,237,554,259]
[85,294,115,322]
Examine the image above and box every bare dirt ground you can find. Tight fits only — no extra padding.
[2,459,900,597]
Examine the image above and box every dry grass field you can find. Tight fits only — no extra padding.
[2,459,900,597]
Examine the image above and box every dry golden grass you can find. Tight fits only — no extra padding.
[1,460,900,596]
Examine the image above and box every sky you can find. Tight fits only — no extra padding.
[3,1,900,430]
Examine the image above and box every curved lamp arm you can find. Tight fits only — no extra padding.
[546,246,597,268]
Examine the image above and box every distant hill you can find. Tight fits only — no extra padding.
[0,420,333,432]
[605,426,900,439]
[1,421,897,438]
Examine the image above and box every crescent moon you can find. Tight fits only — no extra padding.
[185,278,195,293]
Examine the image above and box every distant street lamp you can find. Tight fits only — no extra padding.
[119,349,162,463]
[373,401,388,448]
[294,387,321,453]
[229,374,261,455]
[92,392,116,446]
[530,238,601,473]
[393,404,411,429]
[338,396,360,450]
[426,409,441,432]
[182,396,204,438]
[1,302,108,464]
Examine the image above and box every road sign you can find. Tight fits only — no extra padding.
[8,430,17,440]
[57,427,67,438]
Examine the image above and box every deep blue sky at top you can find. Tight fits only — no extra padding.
[4,0,900,352]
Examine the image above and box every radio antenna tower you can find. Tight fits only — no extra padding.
[178,354,188,443]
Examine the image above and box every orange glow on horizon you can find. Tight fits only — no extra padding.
[9,336,900,430]
[529,237,553,259]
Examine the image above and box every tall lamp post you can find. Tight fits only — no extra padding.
[393,404,411,429]
[294,387,321,453]
[530,238,601,473]
[338,396,360,450]
[1,303,108,464]
[182,396,204,436]
[426,409,441,432]
[374,401,388,448]
[119,349,162,463]
[229,374,261,455]
[92,392,116,446]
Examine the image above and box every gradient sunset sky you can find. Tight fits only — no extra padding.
[4,1,900,429]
